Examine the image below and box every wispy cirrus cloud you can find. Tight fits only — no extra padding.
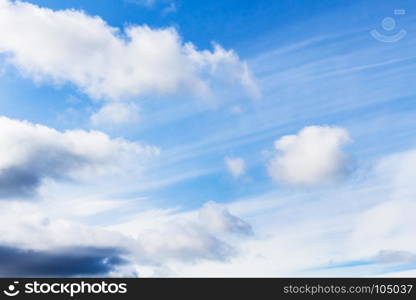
[125,0,158,8]
[125,0,177,15]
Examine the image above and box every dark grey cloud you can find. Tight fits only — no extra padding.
[0,152,86,199]
[0,168,41,198]
[0,245,127,277]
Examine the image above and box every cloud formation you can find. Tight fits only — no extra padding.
[267,126,351,185]
[0,116,159,198]
[375,149,416,200]
[225,157,246,178]
[0,0,257,101]
[126,0,168,8]
[0,245,126,277]
[91,102,140,126]
[127,0,156,7]
[199,202,253,235]
[0,198,253,274]
[349,149,416,259]
[137,222,236,263]
[135,202,253,263]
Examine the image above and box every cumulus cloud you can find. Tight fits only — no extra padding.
[126,201,254,263]
[225,157,246,178]
[136,201,253,263]
[91,102,140,126]
[0,246,127,277]
[0,198,253,274]
[137,221,236,263]
[267,126,351,185]
[0,0,258,101]
[0,199,135,276]
[198,201,253,235]
[0,116,159,198]
[107,201,254,265]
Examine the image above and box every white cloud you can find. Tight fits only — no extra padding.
[0,201,131,251]
[2,144,415,276]
[198,201,253,235]
[91,102,140,125]
[225,156,246,178]
[107,201,254,264]
[267,126,351,185]
[0,116,159,198]
[375,149,416,200]
[348,149,416,259]
[125,147,416,276]
[137,221,236,263]
[0,0,258,101]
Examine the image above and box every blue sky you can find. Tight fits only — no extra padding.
[0,0,416,277]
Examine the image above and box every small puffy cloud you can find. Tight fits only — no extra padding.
[91,102,139,126]
[267,126,351,185]
[0,0,257,101]
[0,116,159,198]
[198,201,253,236]
[225,157,246,178]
